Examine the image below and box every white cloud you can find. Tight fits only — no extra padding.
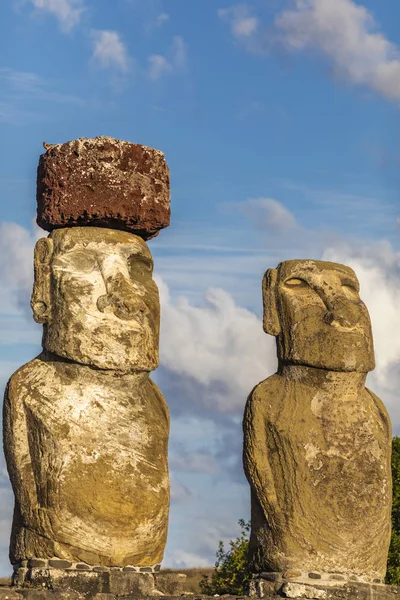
[219,0,400,102]
[147,36,187,80]
[91,30,130,72]
[0,221,41,311]
[171,36,187,69]
[156,276,275,414]
[167,549,211,569]
[275,0,400,102]
[218,5,258,39]
[31,0,84,32]
[125,2,169,34]
[170,451,219,474]
[240,197,298,232]
[155,12,169,28]
[148,55,173,80]
[170,475,192,504]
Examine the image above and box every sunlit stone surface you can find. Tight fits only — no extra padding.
[3,138,171,581]
[243,260,392,581]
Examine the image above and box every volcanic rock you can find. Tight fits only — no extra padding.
[36,137,170,240]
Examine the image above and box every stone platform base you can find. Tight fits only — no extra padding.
[251,571,383,589]
[250,576,398,600]
[0,587,399,600]
[8,568,184,598]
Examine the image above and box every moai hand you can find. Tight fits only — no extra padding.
[3,138,171,591]
[243,260,392,584]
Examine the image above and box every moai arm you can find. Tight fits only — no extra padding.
[149,378,170,429]
[366,388,392,444]
[243,384,279,520]
[3,374,38,535]
[242,268,282,519]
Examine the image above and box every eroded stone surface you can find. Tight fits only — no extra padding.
[31,227,160,371]
[37,137,170,240]
[4,356,169,567]
[3,227,169,569]
[243,260,392,579]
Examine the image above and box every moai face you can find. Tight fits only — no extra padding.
[31,227,160,371]
[262,259,375,372]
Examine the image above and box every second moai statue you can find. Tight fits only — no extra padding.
[243,260,392,583]
[3,138,171,585]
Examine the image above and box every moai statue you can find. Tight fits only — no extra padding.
[3,137,171,593]
[243,260,392,588]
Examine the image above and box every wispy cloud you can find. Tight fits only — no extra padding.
[124,0,170,33]
[171,36,187,69]
[170,450,219,474]
[170,475,192,504]
[282,180,399,233]
[148,55,173,80]
[0,68,88,106]
[239,197,299,232]
[275,0,400,102]
[219,0,400,103]
[153,11,169,29]
[218,5,258,39]
[91,30,130,72]
[147,35,187,80]
[31,0,84,32]
[0,67,89,124]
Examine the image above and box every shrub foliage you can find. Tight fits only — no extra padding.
[386,436,400,585]
[199,519,251,595]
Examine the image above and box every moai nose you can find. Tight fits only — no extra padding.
[323,295,360,330]
[97,272,147,321]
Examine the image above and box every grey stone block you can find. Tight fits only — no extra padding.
[48,560,72,569]
[108,572,155,595]
[75,564,91,571]
[28,560,46,568]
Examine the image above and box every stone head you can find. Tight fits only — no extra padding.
[31,227,160,371]
[262,259,375,372]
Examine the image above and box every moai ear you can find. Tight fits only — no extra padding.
[31,237,53,324]
[262,268,281,337]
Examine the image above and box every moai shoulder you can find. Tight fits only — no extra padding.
[243,259,392,585]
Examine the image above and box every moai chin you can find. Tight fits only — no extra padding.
[243,260,392,585]
[3,137,171,589]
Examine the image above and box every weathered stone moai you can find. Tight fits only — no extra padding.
[3,137,171,593]
[243,260,392,590]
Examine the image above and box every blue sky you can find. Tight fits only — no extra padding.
[0,0,400,575]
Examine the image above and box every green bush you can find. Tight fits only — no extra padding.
[199,519,251,595]
[386,436,400,585]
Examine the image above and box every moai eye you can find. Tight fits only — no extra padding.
[285,278,309,290]
[128,255,153,280]
[342,284,359,299]
[53,250,98,274]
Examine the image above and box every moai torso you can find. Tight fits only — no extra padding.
[243,260,392,582]
[3,138,172,574]
[5,357,169,567]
